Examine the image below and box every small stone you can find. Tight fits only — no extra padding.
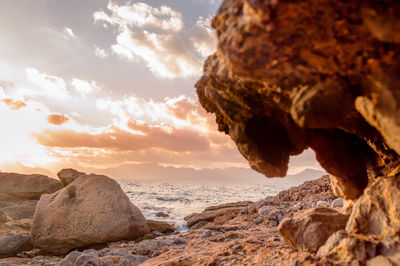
[367,255,393,266]
[331,198,344,208]
[0,233,31,258]
[289,203,303,213]
[254,217,264,225]
[155,212,169,218]
[258,206,273,217]
[119,254,149,266]
[150,231,164,238]
[270,220,278,227]
[201,230,212,238]
[0,211,11,223]
[110,248,129,256]
[146,220,175,234]
[316,201,329,208]
[75,251,100,266]
[58,250,82,266]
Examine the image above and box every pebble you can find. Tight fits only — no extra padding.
[75,251,100,266]
[316,201,329,208]
[254,217,264,225]
[201,230,212,238]
[58,250,82,266]
[331,198,344,208]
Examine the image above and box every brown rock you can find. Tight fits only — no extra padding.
[0,200,37,220]
[196,0,400,198]
[346,175,400,240]
[0,219,32,236]
[146,220,175,234]
[278,207,348,252]
[184,201,251,228]
[155,212,169,218]
[0,172,62,201]
[367,256,393,266]
[31,174,150,255]
[57,168,86,187]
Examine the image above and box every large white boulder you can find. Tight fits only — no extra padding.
[31,174,150,254]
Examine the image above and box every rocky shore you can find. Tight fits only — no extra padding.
[0,169,363,265]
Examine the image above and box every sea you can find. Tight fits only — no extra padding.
[119,179,304,232]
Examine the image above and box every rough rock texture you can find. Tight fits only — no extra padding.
[346,174,400,241]
[146,220,175,234]
[0,173,62,202]
[31,174,150,255]
[184,201,251,229]
[278,207,348,252]
[0,200,37,220]
[0,176,347,265]
[57,168,86,187]
[196,0,400,263]
[196,0,400,198]
[0,234,31,258]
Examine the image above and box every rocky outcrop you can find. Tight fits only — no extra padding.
[0,173,62,202]
[57,168,86,187]
[278,207,348,252]
[196,0,400,199]
[31,174,150,255]
[346,174,400,241]
[196,0,400,263]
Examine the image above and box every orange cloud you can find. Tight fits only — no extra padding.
[1,98,27,110]
[47,114,70,125]
[36,123,209,152]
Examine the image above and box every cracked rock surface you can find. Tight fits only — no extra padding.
[196,0,400,264]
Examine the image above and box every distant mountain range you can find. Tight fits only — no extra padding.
[88,163,326,184]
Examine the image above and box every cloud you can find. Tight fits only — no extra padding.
[93,45,107,58]
[111,29,202,78]
[36,123,210,152]
[93,1,213,79]
[94,2,184,32]
[47,114,70,125]
[96,95,215,133]
[1,98,27,110]
[71,78,100,97]
[63,27,76,39]
[23,68,69,99]
[190,17,218,57]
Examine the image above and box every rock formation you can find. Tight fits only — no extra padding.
[57,168,86,187]
[0,173,62,221]
[196,0,400,263]
[278,207,348,252]
[0,173,62,202]
[31,174,150,255]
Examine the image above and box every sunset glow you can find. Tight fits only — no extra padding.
[0,0,322,179]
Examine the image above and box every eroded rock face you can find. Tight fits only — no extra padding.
[31,174,150,255]
[196,0,400,262]
[196,0,400,200]
[346,174,400,241]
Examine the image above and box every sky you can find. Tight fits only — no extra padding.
[0,0,323,180]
